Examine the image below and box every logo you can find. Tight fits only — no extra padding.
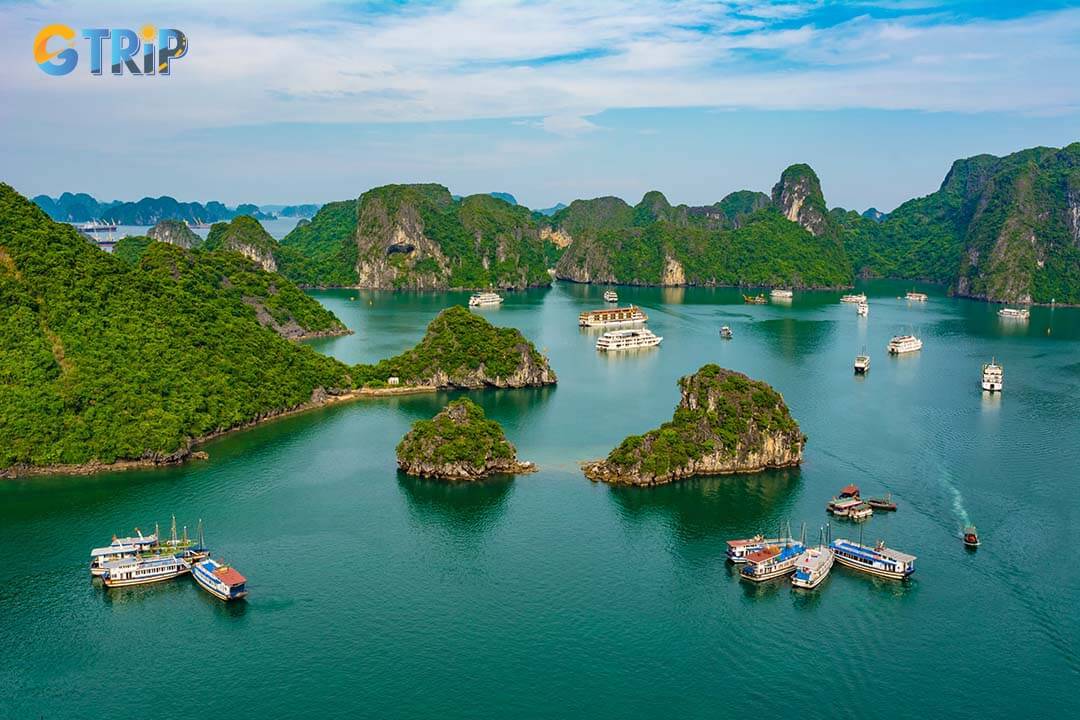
[34,24,188,76]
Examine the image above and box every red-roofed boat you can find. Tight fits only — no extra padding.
[192,558,248,601]
[839,484,860,499]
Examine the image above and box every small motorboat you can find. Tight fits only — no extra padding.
[866,493,897,511]
[720,326,733,339]
[963,525,980,548]
[742,293,767,305]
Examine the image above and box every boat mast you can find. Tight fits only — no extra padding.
[170,515,178,544]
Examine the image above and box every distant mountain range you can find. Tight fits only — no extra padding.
[31,193,321,225]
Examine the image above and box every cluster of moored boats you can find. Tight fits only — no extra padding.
[88,518,248,602]
[579,295,664,352]
[727,524,917,587]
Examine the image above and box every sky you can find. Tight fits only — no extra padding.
[3,0,1080,212]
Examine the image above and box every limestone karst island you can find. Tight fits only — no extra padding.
[3,2,1078,718]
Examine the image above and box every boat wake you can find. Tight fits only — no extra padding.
[937,467,970,529]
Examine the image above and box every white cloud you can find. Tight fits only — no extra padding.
[2,0,1080,139]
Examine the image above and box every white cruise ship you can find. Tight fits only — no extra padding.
[981,358,1003,392]
[791,545,835,589]
[595,328,662,352]
[997,307,1029,320]
[840,293,866,304]
[468,291,503,307]
[905,291,928,302]
[101,555,191,588]
[603,289,618,303]
[887,334,922,354]
[856,301,869,316]
[770,288,793,300]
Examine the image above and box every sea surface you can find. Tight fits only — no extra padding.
[2,281,1078,719]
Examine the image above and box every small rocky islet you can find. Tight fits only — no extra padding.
[583,364,805,486]
[396,398,535,481]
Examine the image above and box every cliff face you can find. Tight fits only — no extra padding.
[843,143,1080,304]
[396,399,535,480]
[353,184,554,291]
[204,216,278,273]
[147,219,200,249]
[355,305,557,389]
[771,164,830,237]
[583,365,805,486]
[552,180,851,288]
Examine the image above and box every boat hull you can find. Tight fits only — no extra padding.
[193,574,248,601]
[981,381,1002,392]
[740,564,797,582]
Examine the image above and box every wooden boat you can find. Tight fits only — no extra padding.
[905,291,928,302]
[963,525,980,548]
[579,305,647,328]
[847,503,874,521]
[742,293,767,305]
[866,493,897,511]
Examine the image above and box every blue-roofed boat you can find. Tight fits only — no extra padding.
[101,554,191,588]
[792,527,835,589]
[192,558,249,601]
[739,540,806,582]
[830,538,916,580]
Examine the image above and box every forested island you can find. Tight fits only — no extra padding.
[582,365,805,486]
[0,185,555,476]
[396,399,535,480]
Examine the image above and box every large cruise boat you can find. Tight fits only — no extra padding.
[770,288,793,300]
[739,540,806,582]
[905,291,928,302]
[887,334,923,354]
[830,538,916,580]
[468,292,503,307]
[595,328,662,352]
[603,290,618,303]
[853,353,870,374]
[579,305,647,328]
[981,358,1003,392]
[192,558,249,601]
[101,555,192,588]
[997,307,1029,320]
[840,293,866,304]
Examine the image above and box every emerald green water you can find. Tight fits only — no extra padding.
[2,281,1078,719]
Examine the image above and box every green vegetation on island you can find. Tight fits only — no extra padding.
[356,306,557,389]
[396,398,534,480]
[0,184,354,471]
[583,364,805,486]
[278,200,360,286]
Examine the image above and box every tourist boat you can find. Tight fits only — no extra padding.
[997,307,1029,320]
[826,497,863,517]
[192,558,249,601]
[905,291,928,302]
[847,503,874,521]
[742,293,767,305]
[720,326,733,339]
[603,290,618,303]
[770,288,793,300]
[840,293,866,304]
[981,359,1003,392]
[887,334,923,354]
[101,555,191,588]
[791,544,835,590]
[866,493,897,511]
[830,538,916,579]
[854,354,870,374]
[856,302,869,317]
[963,525,980,548]
[88,529,159,576]
[725,534,795,563]
[838,484,860,499]
[595,328,662,352]
[739,540,806,582]
[469,291,503,307]
[579,305,647,328]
